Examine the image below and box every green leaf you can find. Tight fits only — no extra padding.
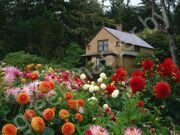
[41,127,54,135]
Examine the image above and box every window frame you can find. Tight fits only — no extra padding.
[97,40,109,52]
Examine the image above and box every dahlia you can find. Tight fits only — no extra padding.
[36,64,42,69]
[65,92,73,100]
[59,109,69,120]
[131,70,145,78]
[137,101,144,107]
[129,77,145,94]
[85,125,109,135]
[5,88,20,100]
[105,84,116,95]
[157,58,175,77]
[2,124,17,135]
[67,100,78,109]
[75,113,83,122]
[154,82,171,99]
[141,59,154,71]
[61,122,75,135]
[173,68,180,82]
[31,117,45,133]
[3,66,22,76]
[112,67,127,82]
[80,73,86,80]
[100,83,106,90]
[3,74,15,85]
[77,99,84,107]
[17,93,29,105]
[29,71,39,81]
[124,127,142,135]
[38,81,55,93]
[100,73,107,79]
[111,90,120,98]
[42,108,55,121]
[24,109,36,121]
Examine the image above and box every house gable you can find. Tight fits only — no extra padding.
[86,28,119,55]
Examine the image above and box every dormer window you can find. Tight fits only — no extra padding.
[97,40,108,52]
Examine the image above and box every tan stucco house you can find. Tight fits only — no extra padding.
[82,27,154,69]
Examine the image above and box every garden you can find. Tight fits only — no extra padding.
[0,58,179,135]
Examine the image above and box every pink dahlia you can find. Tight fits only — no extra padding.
[3,74,15,85]
[3,66,22,76]
[85,125,109,135]
[5,87,21,101]
[124,127,142,135]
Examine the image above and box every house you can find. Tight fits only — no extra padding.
[82,27,154,69]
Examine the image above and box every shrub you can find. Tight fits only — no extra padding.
[3,51,45,67]
[60,42,84,69]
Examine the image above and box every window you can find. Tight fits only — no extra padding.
[135,46,140,52]
[87,45,91,50]
[116,41,120,47]
[97,40,108,52]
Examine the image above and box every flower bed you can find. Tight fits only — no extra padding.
[0,58,180,135]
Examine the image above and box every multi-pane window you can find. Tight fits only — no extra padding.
[97,40,108,52]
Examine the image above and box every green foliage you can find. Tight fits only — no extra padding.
[60,42,84,69]
[138,29,169,60]
[3,51,45,67]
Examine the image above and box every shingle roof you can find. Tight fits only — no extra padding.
[104,27,154,49]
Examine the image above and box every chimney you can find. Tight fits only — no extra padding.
[116,24,123,31]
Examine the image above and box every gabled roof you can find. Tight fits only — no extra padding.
[104,27,154,49]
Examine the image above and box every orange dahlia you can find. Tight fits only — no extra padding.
[2,124,17,135]
[31,117,45,133]
[36,64,42,69]
[17,93,29,105]
[154,82,171,99]
[67,100,77,109]
[24,109,36,121]
[29,71,39,81]
[59,109,69,120]
[75,113,83,122]
[42,108,55,121]
[38,81,55,93]
[77,99,84,107]
[65,92,73,100]
[61,122,75,135]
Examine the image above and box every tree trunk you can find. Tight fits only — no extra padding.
[168,33,177,63]
[160,0,177,63]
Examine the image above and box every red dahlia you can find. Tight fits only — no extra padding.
[141,59,154,71]
[129,77,146,94]
[131,70,145,78]
[137,101,144,107]
[154,82,171,99]
[112,67,127,82]
[157,58,176,77]
[105,84,116,95]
